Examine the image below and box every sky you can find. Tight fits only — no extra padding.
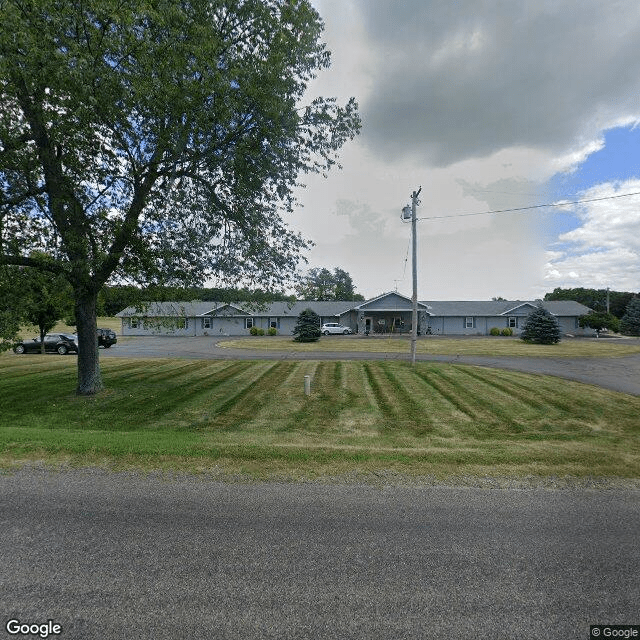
[286,0,640,301]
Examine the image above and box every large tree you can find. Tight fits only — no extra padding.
[0,0,360,394]
[295,266,364,300]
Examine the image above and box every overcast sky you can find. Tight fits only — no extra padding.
[287,0,640,300]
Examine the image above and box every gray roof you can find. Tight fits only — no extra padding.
[116,300,357,318]
[419,300,591,316]
[116,296,591,318]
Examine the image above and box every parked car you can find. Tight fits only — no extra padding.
[97,328,117,348]
[13,333,78,355]
[321,323,352,335]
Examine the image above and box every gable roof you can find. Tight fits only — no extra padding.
[355,291,431,312]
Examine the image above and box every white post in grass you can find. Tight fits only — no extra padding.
[304,375,311,396]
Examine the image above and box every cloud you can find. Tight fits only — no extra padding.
[353,0,640,167]
[545,180,640,290]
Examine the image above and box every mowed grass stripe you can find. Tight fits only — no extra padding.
[454,366,598,422]
[411,366,480,421]
[2,358,640,477]
[430,366,532,434]
[376,363,435,435]
[207,362,298,430]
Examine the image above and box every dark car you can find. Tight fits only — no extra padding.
[13,333,78,355]
[97,328,117,348]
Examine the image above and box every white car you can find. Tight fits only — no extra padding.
[321,323,352,335]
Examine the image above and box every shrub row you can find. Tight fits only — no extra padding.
[490,327,514,336]
[249,327,277,336]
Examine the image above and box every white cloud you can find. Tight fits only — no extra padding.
[290,1,640,299]
[545,181,640,290]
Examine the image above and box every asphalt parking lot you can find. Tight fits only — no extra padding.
[100,335,640,396]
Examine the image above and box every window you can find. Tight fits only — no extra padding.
[202,317,212,329]
[130,318,139,329]
[245,317,254,329]
[465,317,475,329]
[269,318,279,329]
[509,317,518,328]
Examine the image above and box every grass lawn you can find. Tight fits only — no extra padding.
[1,356,639,480]
[218,335,640,357]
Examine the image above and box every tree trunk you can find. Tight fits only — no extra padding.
[39,325,46,354]
[75,292,103,395]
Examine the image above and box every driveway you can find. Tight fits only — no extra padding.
[101,336,640,396]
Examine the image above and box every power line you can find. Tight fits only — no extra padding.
[416,190,640,221]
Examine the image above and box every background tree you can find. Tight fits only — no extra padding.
[620,298,640,336]
[292,308,321,342]
[0,266,23,351]
[579,311,620,334]
[21,268,73,352]
[0,261,72,352]
[545,287,636,319]
[295,267,364,300]
[0,0,359,394]
[520,306,561,344]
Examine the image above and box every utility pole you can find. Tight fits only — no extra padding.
[606,287,610,314]
[410,187,421,365]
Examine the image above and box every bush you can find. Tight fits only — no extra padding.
[520,306,561,344]
[579,311,620,333]
[267,327,277,336]
[257,328,265,336]
[249,326,258,336]
[293,308,321,342]
[501,327,513,336]
[490,327,500,336]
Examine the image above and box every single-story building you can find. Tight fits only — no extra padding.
[116,292,594,337]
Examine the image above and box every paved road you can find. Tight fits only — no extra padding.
[2,469,639,640]
[101,336,640,396]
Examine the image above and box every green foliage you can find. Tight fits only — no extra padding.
[0,261,72,351]
[257,328,265,336]
[579,312,620,333]
[489,327,500,336]
[249,326,259,336]
[0,0,360,393]
[267,327,277,336]
[620,298,640,336]
[295,267,364,300]
[520,306,561,344]
[545,287,637,319]
[292,308,321,342]
[501,327,513,336]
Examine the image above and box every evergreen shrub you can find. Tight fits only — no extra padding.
[620,298,640,336]
[293,308,321,342]
[520,306,561,344]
